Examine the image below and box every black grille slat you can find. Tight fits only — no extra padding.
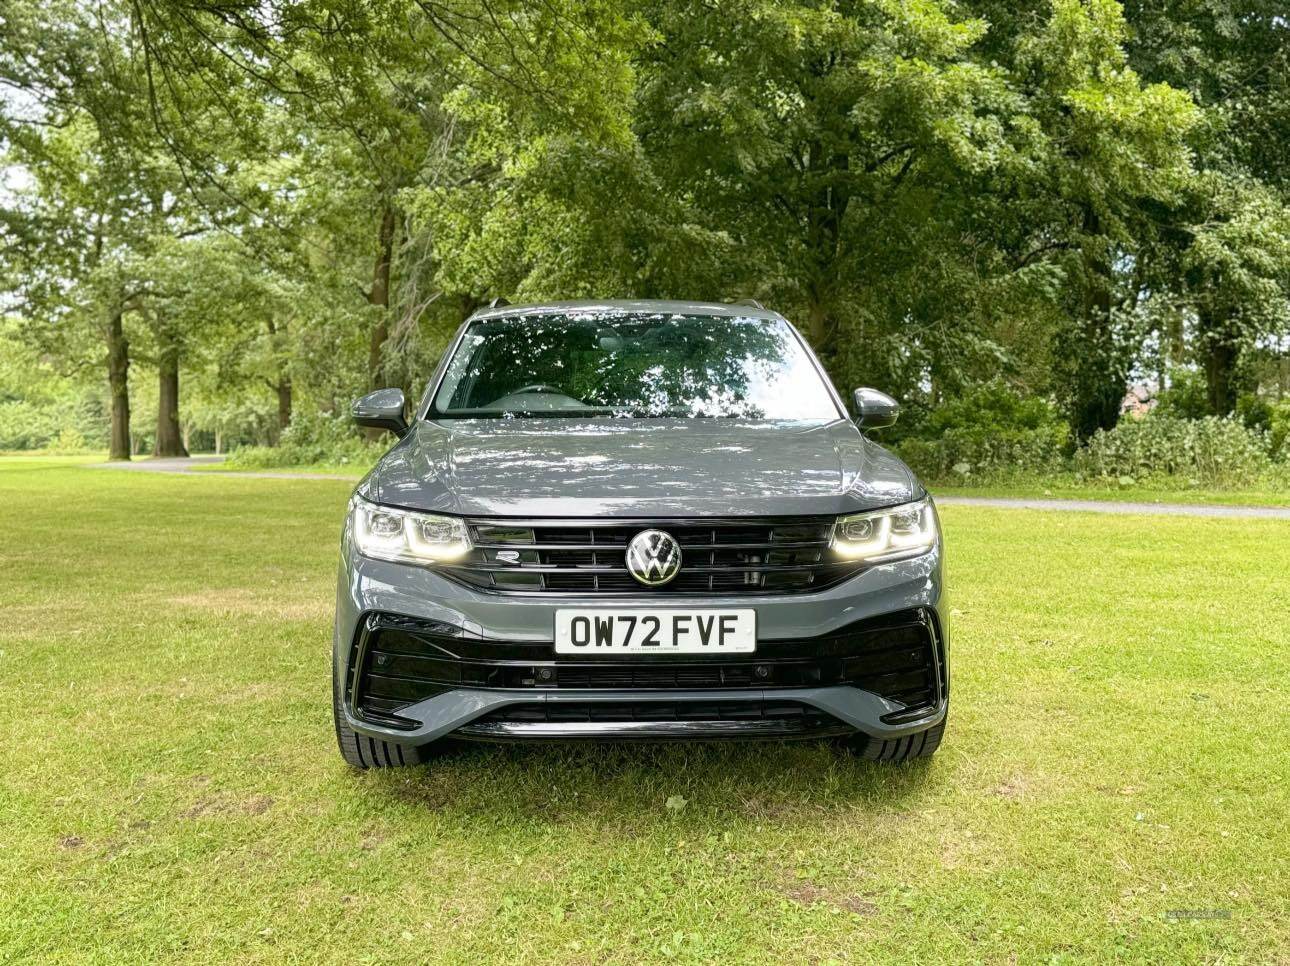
[472,540,828,551]
[442,561,842,576]
[361,696,421,714]
[452,517,857,596]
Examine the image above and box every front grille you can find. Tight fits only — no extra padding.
[438,517,864,595]
[346,609,944,727]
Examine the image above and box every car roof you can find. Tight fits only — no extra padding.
[466,298,783,322]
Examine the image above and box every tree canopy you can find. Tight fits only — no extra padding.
[1,0,1287,456]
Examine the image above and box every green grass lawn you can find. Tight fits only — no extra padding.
[190,459,366,479]
[934,482,1290,508]
[1,458,1286,963]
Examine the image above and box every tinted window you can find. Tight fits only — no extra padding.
[431,312,840,420]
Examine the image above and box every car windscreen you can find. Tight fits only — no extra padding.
[429,312,841,419]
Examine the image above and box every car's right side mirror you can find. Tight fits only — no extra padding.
[353,388,410,437]
[852,388,900,430]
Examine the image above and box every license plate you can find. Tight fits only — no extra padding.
[554,609,756,654]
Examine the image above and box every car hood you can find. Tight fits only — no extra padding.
[364,418,921,518]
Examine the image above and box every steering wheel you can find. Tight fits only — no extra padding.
[512,384,565,395]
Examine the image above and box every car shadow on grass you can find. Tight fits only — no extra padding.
[361,738,939,824]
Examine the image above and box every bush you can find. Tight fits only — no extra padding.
[1235,392,1272,432]
[895,382,1069,481]
[1074,414,1279,486]
[0,400,63,450]
[1154,369,1210,420]
[48,427,88,454]
[1267,399,1290,459]
[226,411,383,470]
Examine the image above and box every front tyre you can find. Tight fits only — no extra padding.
[843,715,946,763]
[332,665,427,769]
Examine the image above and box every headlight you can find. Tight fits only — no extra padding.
[350,497,471,564]
[831,499,937,563]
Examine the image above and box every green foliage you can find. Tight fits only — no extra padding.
[0,400,63,451]
[920,383,1067,437]
[896,383,1069,481]
[2,0,1289,475]
[902,384,1290,489]
[0,319,106,449]
[225,411,381,470]
[1074,414,1281,486]
[1235,392,1272,432]
[1268,399,1290,459]
[48,426,88,454]
[1154,370,1210,420]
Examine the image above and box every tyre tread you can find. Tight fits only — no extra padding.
[332,669,425,770]
[848,717,945,763]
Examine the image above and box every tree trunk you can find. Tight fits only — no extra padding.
[106,307,131,461]
[1069,209,1127,441]
[1204,336,1238,415]
[362,205,397,442]
[1071,375,1124,440]
[805,300,828,347]
[1199,305,1239,415]
[153,339,188,457]
[277,377,293,434]
[215,428,222,455]
[367,204,396,390]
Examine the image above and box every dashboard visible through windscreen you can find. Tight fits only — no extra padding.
[429,312,840,419]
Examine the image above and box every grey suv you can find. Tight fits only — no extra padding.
[333,300,947,768]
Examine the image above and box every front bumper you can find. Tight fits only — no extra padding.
[334,538,948,746]
[347,685,945,742]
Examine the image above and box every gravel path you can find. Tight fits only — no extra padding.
[91,458,1290,518]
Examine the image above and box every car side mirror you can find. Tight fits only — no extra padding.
[352,388,409,438]
[853,388,900,430]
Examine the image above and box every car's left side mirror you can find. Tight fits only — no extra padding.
[352,388,410,438]
[853,387,900,430]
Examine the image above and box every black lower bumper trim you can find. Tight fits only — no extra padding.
[456,718,856,741]
[347,608,946,727]
[457,697,853,741]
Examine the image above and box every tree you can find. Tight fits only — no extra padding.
[5,0,1280,457]
[1,117,144,460]
[1,0,229,457]
[1123,0,1290,414]
[961,0,1200,437]
[125,0,453,399]
[423,0,1199,425]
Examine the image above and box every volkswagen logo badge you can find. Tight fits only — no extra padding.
[625,529,682,587]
